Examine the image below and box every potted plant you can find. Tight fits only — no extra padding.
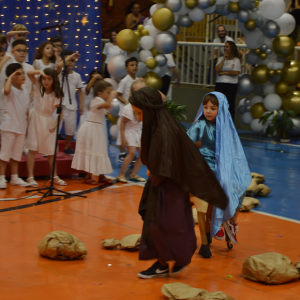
[164,98,187,130]
[260,110,296,143]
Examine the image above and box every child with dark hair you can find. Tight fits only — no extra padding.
[0,63,31,188]
[72,81,115,185]
[116,57,139,163]
[33,41,56,71]
[187,92,252,255]
[50,36,63,63]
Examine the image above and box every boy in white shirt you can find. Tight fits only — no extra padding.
[56,50,83,155]
[117,57,138,162]
[0,63,31,188]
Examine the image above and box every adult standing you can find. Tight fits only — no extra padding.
[102,31,126,78]
[286,0,300,43]
[215,41,241,121]
[125,2,145,31]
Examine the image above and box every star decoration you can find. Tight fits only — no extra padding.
[81,15,89,26]
[48,0,55,11]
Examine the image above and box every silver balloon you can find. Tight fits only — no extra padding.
[239,0,253,10]
[155,54,167,67]
[262,21,280,38]
[136,62,147,77]
[154,31,177,54]
[266,48,272,55]
[245,104,251,112]
[108,99,120,117]
[253,83,264,95]
[250,2,256,9]
[269,75,281,84]
[246,51,260,65]
[288,116,300,136]
[277,56,286,62]
[256,18,265,29]
[237,74,255,96]
[214,5,223,14]
[260,44,267,52]
[198,0,210,9]
[245,99,251,106]
[237,105,246,114]
[251,8,258,12]
[173,23,181,35]
[237,10,250,23]
[165,0,182,12]
[208,0,215,6]
[221,4,230,16]
[178,15,193,27]
[107,54,128,80]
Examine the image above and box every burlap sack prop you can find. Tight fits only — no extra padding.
[38,231,88,260]
[240,197,261,212]
[247,179,271,197]
[193,207,198,224]
[161,283,235,300]
[251,172,265,184]
[242,253,300,284]
[120,234,141,250]
[101,239,121,249]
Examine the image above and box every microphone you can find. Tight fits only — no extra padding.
[41,22,69,31]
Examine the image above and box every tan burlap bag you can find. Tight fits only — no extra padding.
[251,172,265,184]
[161,283,235,300]
[256,184,271,196]
[242,253,300,284]
[101,239,121,249]
[247,179,271,197]
[120,234,141,250]
[240,197,261,212]
[38,231,88,260]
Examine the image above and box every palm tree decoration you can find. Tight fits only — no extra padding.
[260,110,296,141]
[164,98,187,129]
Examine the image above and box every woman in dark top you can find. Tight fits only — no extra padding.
[125,2,145,30]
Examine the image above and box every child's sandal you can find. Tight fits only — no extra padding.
[52,176,67,186]
[83,179,98,185]
[26,177,39,188]
[99,175,114,185]
[116,175,128,183]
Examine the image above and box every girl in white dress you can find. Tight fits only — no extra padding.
[72,81,115,185]
[33,41,57,71]
[116,80,146,183]
[25,68,66,187]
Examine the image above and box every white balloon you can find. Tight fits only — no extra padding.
[177,3,191,15]
[168,24,178,35]
[250,96,263,106]
[203,5,216,14]
[109,124,118,139]
[173,12,179,23]
[241,112,254,125]
[189,7,205,22]
[136,62,147,77]
[149,25,161,38]
[147,18,153,26]
[150,4,158,16]
[244,28,264,49]
[107,54,128,80]
[140,36,154,50]
[273,62,284,70]
[157,64,168,77]
[264,94,282,111]
[275,13,296,36]
[250,119,264,132]
[267,59,276,69]
[139,50,153,63]
[263,82,275,95]
[226,13,237,20]
[259,0,285,20]
[127,51,140,61]
[262,37,273,47]
[153,66,161,74]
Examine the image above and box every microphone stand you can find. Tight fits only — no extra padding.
[26,22,86,203]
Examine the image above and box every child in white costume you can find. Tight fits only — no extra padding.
[25,68,67,187]
[33,41,57,71]
[72,81,115,185]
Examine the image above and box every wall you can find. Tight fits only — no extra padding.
[101,0,153,38]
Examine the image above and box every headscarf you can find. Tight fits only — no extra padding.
[194,92,252,236]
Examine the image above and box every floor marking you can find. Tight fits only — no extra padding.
[251,209,300,224]
[241,136,300,148]
[0,195,41,201]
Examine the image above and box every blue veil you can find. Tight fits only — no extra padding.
[194,92,252,237]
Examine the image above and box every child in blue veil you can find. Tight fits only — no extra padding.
[187,92,252,250]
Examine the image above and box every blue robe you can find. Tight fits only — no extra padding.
[187,92,252,237]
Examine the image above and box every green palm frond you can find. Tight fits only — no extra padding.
[164,98,187,129]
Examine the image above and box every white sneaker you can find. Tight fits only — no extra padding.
[0,178,7,189]
[10,177,30,187]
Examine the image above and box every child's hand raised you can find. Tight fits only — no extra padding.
[11,70,22,79]
[110,90,118,98]
[40,70,51,79]
[69,53,81,61]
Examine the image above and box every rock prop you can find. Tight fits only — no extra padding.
[38,231,88,260]
[242,253,300,284]
[161,283,235,300]
[102,234,141,251]
[240,197,261,212]
[247,172,271,197]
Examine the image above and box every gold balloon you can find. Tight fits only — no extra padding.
[254,48,261,55]
[251,103,267,119]
[116,29,139,52]
[252,65,270,84]
[146,58,158,70]
[282,90,300,114]
[228,2,240,13]
[260,52,267,60]
[144,72,163,90]
[268,69,275,77]
[281,60,300,86]
[107,114,119,125]
[135,31,141,38]
[275,69,282,76]
[275,81,289,95]
[273,36,295,58]
[137,24,144,32]
[185,0,198,9]
[245,19,256,31]
[141,29,149,36]
[255,0,260,7]
[151,47,159,57]
[152,8,174,31]
[209,0,216,6]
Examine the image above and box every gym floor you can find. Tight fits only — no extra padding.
[0,133,299,300]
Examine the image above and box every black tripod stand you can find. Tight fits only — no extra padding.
[26,22,86,203]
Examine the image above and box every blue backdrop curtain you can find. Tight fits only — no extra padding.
[0,0,102,83]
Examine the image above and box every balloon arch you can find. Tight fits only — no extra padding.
[108,0,300,135]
